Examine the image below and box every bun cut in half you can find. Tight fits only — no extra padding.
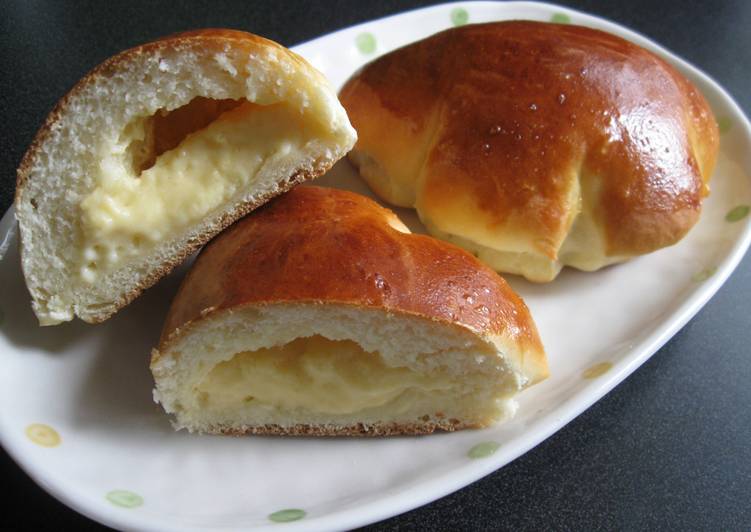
[340,21,719,282]
[151,187,547,436]
[16,29,356,325]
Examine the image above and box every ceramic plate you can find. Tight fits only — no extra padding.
[1,2,750,531]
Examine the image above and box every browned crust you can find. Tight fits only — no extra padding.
[339,21,720,261]
[155,186,547,378]
[84,163,329,323]
[215,418,476,437]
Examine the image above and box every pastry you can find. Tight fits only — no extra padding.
[16,29,356,324]
[339,21,719,282]
[151,186,547,435]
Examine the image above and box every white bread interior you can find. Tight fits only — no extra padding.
[15,31,356,325]
[152,304,525,436]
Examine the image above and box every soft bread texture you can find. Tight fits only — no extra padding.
[16,29,356,325]
[340,21,719,282]
[151,187,547,436]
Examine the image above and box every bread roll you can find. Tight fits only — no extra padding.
[151,186,547,436]
[339,21,719,282]
[16,29,356,325]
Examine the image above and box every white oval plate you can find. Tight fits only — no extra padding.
[1,2,750,531]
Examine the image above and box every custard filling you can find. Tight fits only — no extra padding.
[78,97,323,282]
[196,336,455,415]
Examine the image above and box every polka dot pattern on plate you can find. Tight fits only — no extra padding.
[583,362,613,379]
[450,7,469,26]
[725,205,749,223]
[355,32,376,54]
[106,490,143,509]
[717,116,733,134]
[692,266,717,283]
[468,441,500,459]
[551,13,571,24]
[25,424,60,447]
[268,508,306,523]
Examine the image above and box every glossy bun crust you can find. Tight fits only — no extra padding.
[159,186,545,377]
[152,186,546,436]
[340,21,719,281]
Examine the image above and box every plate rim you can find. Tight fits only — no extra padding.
[2,1,750,531]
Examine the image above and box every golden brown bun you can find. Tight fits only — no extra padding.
[339,21,719,282]
[151,186,547,436]
[159,187,544,356]
[16,29,355,324]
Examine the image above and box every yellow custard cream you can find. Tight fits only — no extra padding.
[197,336,454,415]
[78,100,316,282]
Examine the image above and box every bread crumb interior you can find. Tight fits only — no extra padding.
[76,97,323,283]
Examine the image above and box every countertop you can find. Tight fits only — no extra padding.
[1,1,749,530]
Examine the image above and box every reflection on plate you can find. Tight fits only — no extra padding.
[1,2,750,531]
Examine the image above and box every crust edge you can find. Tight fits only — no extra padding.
[210,418,478,437]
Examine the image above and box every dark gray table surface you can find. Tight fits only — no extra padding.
[1,1,749,530]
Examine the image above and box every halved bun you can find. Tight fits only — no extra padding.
[16,29,356,325]
[339,21,719,282]
[151,186,547,436]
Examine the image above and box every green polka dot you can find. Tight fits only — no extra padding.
[717,116,733,134]
[692,266,717,282]
[355,32,376,54]
[106,490,143,509]
[583,361,613,379]
[450,7,469,26]
[468,441,500,459]
[269,509,306,523]
[26,423,61,447]
[551,13,571,24]
[725,204,750,222]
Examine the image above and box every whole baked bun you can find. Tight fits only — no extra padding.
[16,29,356,325]
[339,21,719,282]
[151,186,547,436]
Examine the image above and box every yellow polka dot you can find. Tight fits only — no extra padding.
[583,362,613,379]
[25,424,61,447]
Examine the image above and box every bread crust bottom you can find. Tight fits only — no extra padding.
[210,419,478,437]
